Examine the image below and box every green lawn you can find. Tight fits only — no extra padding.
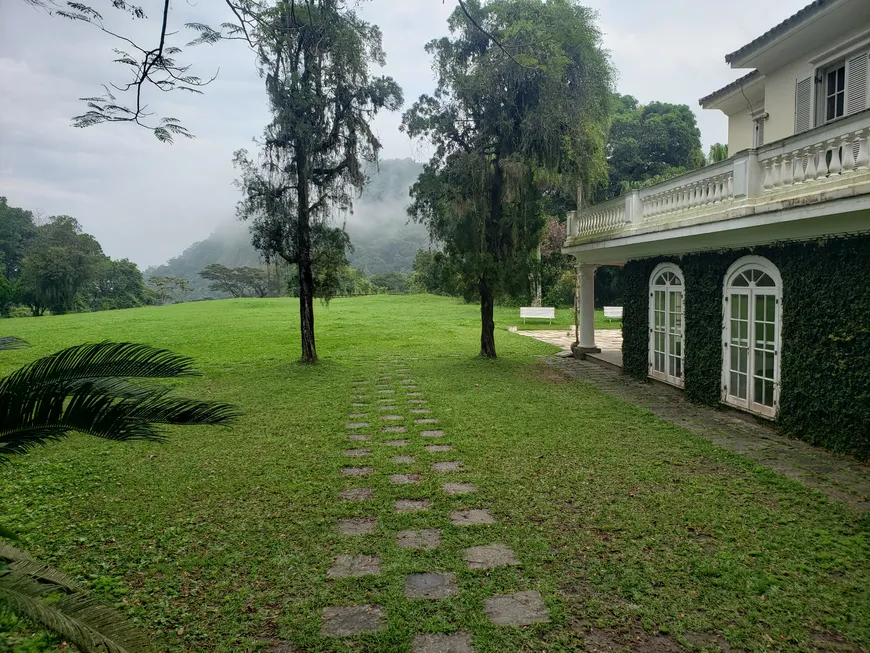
[1,295,867,652]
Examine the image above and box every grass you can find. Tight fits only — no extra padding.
[1,294,867,652]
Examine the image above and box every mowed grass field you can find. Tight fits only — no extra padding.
[1,295,867,653]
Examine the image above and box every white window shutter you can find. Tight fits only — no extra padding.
[795,77,812,133]
[754,118,765,147]
[846,51,869,115]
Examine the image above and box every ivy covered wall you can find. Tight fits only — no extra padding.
[620,235,870,459]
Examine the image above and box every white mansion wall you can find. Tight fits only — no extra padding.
[728,106,754,153]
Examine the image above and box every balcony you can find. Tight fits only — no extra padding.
[563,109,870,264]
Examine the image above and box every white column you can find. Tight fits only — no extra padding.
[577,264,599,353]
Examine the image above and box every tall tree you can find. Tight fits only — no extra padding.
[89,258,150,311]
[0,197,36,280]
[19,216,106,316]
[234,0,402,363]
[598,94,705,200]
[403,0,613,358]
[708,142,729,163]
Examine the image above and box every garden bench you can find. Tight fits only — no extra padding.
[604,306,624,321]
[520,306,555,324]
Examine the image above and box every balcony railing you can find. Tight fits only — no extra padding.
[565,109,870,245]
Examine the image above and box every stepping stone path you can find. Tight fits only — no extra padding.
[336,518,376,535]
[327,554,380,578]
[405,572,458,599]
[397,529,440,549]
[320,357,549,646]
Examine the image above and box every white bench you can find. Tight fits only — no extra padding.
[604,306,624,321]
[520,306,555,324]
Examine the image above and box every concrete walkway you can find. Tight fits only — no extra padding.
[545,355,870,512]
[512,327,624,368]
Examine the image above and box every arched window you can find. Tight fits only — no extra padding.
[649,263,685,387]
[722,256,782,418]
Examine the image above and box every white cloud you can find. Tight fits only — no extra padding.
[0,0,809,267]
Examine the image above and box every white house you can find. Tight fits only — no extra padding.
[562,0,870,457]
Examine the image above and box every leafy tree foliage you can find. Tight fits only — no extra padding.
[0,197,36,280]
[708,142,729,163]
[411,249,461,296]
[148,276,190,305]
[19,217,105,316]
[199,264,272,298]
[88,259,151,311]
[404,0,613,357]
[597,94,705,201]
[234,0,402,363]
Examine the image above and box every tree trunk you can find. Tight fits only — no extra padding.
[296,150,318,364]
[479,276,496,358]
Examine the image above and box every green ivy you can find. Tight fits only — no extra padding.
[620,235,870,460]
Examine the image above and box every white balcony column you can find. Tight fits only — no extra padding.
[572,263,600,357]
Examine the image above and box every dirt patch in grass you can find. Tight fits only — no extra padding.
[523,362,570,384]
[575,620,683,653]
[810,631,865,652]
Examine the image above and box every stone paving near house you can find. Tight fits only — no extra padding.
[546,355,870,512]
[320,358,550,648]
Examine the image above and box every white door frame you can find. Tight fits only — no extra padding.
[721,256,782,418]
[648,263,685,388]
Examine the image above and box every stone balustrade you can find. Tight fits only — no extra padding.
[566,109,870,244]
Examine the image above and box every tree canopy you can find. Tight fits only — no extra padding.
[234,0,403,363]
[597,94,705,200]
[404,0,613,357]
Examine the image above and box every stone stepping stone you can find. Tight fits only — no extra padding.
[321,605,385,637]
[327,554,380,578]
[344,449,372,457]
[413,632,474,653]
[432,461,462,472]
[341,467,374,477]
[408,392,424,397]
[400,379,415,384]
[390,473,422,485]
[377,389,396,394]
[416,418,439,424]
[425,444,453,452]
[483,591,550,626]
[351,402,368,407]
[383,426,407,433]
[381,415,404,421]
[346,434,372,441]
[411,409,432,414]
[409,399,428,404]
[340,488,373,501]
[379,376,393,381]
[405,572,457,599]
[450,509,495,525]
[397,529,440,550]
[384,439,408,447]
[392,455,415,464]
[396,499,431,512]
[348,413,367,418]
[403,386,419,391]
[378,405,399,411]
[463,544,520,569]
[346,422,370,429]
[421,430,445,438]
[337,518,377,535]
[443,482,477,495]
[352,395,369,400]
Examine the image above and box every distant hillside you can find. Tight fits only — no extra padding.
[147,158,427,299]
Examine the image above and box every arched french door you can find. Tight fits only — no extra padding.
[722,256,782,418]
[649,263,685,387]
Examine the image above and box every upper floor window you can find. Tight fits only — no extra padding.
[824,61,846,122]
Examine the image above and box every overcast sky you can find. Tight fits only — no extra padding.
[0,0,809,268]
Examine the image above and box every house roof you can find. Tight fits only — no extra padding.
[724,0,831,64]
[698,70,762,107]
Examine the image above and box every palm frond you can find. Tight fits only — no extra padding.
[0,389,238,458]
[0,342,200,395]
[0,337,29,351]
[0,571,152,653]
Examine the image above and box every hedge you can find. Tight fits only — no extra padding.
[621,234,870,460]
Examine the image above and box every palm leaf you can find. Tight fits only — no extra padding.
[0,337,29,351]
[0,571,152,653]
[0,342,200,394]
